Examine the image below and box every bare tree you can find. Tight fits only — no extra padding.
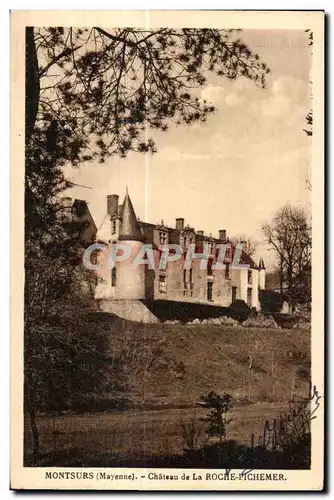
[262,205,311,312]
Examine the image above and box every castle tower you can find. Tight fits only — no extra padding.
[258,257,266,290]
[115,190,145,300]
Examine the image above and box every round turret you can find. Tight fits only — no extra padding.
[115,191,145,299]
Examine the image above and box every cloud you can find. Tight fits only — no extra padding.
[225,93,242,106]
[200,75,309,131]
[200,84,225,103]
[200,80,252,107]
[260,75,309,124]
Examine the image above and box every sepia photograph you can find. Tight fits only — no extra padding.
[11,10,324,491]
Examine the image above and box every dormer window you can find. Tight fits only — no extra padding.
[183,233,195,248]
[159,231,167,245]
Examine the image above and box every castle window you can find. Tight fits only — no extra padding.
[225,263,231,280]
[226,245,231,258]
[207,281,213,301]
[159,231,167,245]
[248,269,252,285]
[189,268,194,296]
[111,267,116,287]
[91,249,98,266]
[111,220,117,234]
[183,269,187,296]
[207,259,213,276]
[247,288,252,307]
[159,275,167,293]
[232,286,237,302]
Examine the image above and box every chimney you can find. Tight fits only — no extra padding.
[175,218,184,232]
[107,194,119,217]
[219,229,227,241]
[197,230,204,236]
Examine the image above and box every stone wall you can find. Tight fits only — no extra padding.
[98,299,159,323]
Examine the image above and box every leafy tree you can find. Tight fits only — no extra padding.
[262,204,311,312]
[24,311,112,462]
[24,186,96,460]
[199,391,233,445]
[26,27,270,162]
[259,289,284,314]
[24,122,97,459]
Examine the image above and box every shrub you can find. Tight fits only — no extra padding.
[242,313,281,329]
[259,290,284,313]
[198,391,233,445]
[293,321,311,330]
[228,300,251,322]
[180,410,206,452]
[218,316,240,327]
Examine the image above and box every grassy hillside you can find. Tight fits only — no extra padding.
[83,312,310,408]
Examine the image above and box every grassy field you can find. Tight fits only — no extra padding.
[24,315,311,467]
[25,402,293,466]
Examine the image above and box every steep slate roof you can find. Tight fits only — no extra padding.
[118,191,144,242]
[138,220,256,268]
[258,257,266,270]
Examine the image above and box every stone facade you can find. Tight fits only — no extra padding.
[93,192,266,311]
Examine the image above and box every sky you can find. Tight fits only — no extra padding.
[64,29,312,271]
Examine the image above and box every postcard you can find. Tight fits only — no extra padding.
[11,10,324,491]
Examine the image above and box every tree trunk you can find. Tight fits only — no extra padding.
[287,259,294,313]
[30,406,40,461]
[25,27,40,144]
[25,324,40,463]
[279,256,284,296]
